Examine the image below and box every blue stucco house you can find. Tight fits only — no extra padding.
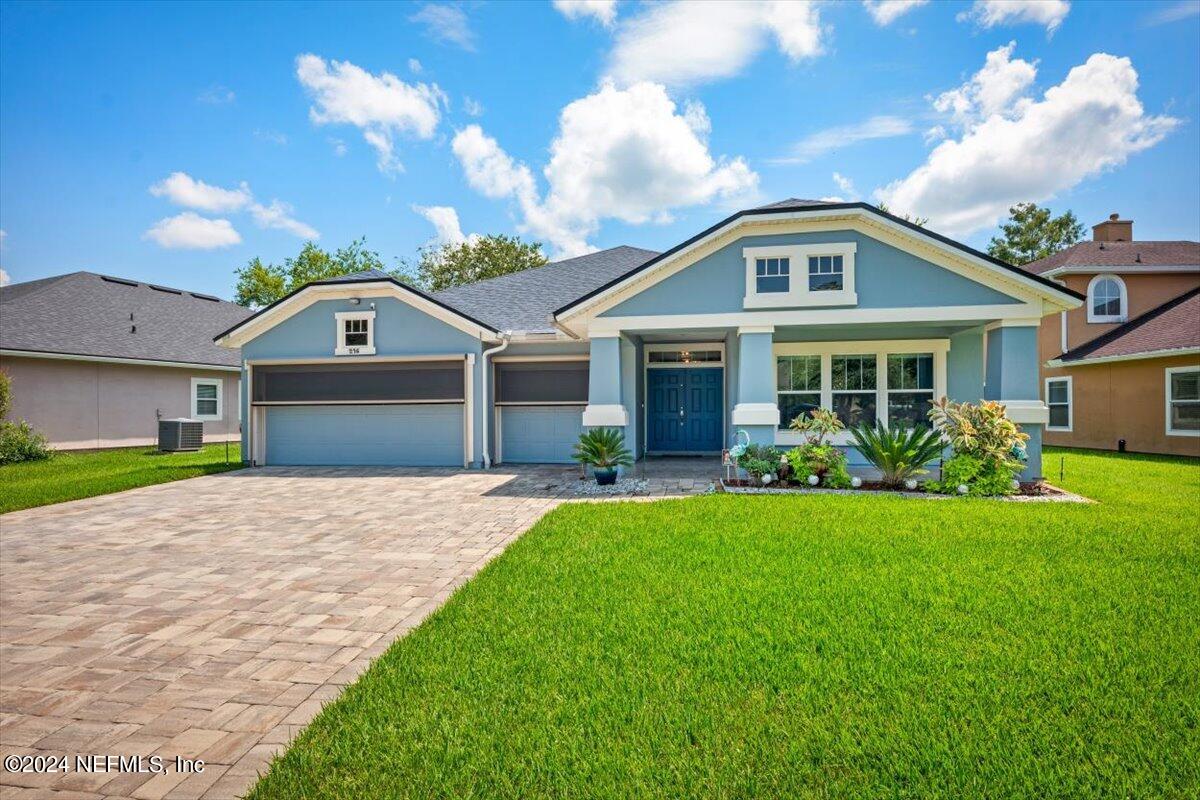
[215,199,1084,479]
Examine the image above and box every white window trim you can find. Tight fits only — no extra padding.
[191,377,223,421]
[642,341,725,367]
[334,310,376,356]
[743,243,858,310]
[1086,273,1128,324]
[1165,366,1200,437]
[1044,375,1073,432]
[773,339,948,446]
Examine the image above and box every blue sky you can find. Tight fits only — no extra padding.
[1,0,1198,299]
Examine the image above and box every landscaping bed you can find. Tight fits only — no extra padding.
[718,477,1088,502]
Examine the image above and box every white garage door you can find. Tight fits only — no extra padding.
[500,406,584,464]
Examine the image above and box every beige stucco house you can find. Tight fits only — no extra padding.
[0,272,251,449]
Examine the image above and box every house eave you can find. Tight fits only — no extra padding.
[1046,346,1200,368]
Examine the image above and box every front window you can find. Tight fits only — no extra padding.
[777,355,821,429]
[1167,367,1199,436]
[887,353,934,428]
[344,318,368,346]
[808,255,844,292]
[831,354,876,427]
[335,310,376,355]
[1087,275,1126,322]
[755,257,790,294]
[1045,377,1072,431]
[191,378,222,421]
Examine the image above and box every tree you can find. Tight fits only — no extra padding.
[987,202,1084,265]
[403,234,547,292]
[876,201,929,227]
[233,237,393,308]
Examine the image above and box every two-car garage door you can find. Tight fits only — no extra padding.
[253,361,466,466]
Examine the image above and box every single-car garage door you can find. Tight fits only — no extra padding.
[252,360,467,466]
[494,359,587,464]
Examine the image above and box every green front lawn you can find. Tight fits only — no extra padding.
[0,443,243,513]
[251,448,1199,799]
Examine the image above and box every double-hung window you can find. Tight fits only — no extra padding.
[1166,367,1199,436]
[887,354,934,428]
[831,354,877,427]
[808,255,844,292]
[755,257,790,294]
[335,310,376,356]
[776,355,821,429]
[191,378,222,421]
[1045,377,1072,432]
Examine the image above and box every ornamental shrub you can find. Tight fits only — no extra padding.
[0,420,51,465]
[785,443,852,488]
[928,453,1019,496]
[788,407,844,445]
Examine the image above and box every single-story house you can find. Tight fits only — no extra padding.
[0,271,251,449]
[215,199,1084,479]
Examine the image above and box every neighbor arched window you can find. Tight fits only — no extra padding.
[1087,274,1127,323]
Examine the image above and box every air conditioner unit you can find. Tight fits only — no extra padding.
[158,418,204,452]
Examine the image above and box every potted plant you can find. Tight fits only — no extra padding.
[572,427,634,485]
[848,422,945,489]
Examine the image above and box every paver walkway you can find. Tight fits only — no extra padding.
[0,463,711,799]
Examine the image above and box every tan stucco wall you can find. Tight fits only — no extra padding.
[0,356,240,450]
[1052,272,1200,354]
[1043,354,1200,457]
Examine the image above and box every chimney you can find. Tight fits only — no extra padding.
[1093,212,1133,242]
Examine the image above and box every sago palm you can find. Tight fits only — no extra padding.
[848,423,945,487]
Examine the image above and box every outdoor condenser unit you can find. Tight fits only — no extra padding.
[158,418,204,452]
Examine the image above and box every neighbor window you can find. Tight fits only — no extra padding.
[335,310,376,356]
[831,354,876,427]
[1045,377,1072,432]
[808,255,844,292]
[777,355,821,429]
[755,257,790,294]
[886,353,934,428]
[1087,274,1127,323]
[1166,367,1199,436]
[191,378,222,421]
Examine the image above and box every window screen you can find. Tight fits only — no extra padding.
[494,361,589,404]
[253,361,464,404]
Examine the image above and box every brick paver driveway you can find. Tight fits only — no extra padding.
[0,466,633,800]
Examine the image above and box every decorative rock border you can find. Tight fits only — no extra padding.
[717,479,1092,503]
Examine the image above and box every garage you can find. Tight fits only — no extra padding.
[252,360,469,466]
[494,359,587,464]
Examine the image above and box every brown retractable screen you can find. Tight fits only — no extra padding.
[494,361,589,404]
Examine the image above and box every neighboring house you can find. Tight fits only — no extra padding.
[0,272,251,449]
[1023,214,1199,457]
[215,200,1083,479]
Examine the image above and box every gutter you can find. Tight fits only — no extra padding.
[479,332,512,468]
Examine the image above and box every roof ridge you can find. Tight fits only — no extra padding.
[1059,285,1200,361]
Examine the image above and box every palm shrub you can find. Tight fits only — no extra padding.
[848,423,944,488]
[572,427,634,469]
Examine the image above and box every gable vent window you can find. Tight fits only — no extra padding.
[808,255,844,292]
[755,257,790,293]
[335,310,376,356]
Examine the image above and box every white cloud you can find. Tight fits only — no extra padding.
[607,0,823,87]
[462,96,484,117]
[197,85,235,105]
[410,4,477,51]
[142,212,242,250]
[0,268,9,287]
[1142,0,1200,26]
[249,201,320,240]
[149,172,252,213]
[254,129,288,146]
[832,172,859,199]
[772,115,913,164]
[876,50,1178,236]
[932,41,1036,128]
[413,204,478,246]
[958,0,1070,34]
[863,0,929,25]
[295,53,447,174]
[553,0,618,27]
[329,138,348,157]
[452,81,758,257]
[408,57,423,74]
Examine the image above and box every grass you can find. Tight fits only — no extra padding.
[0,442,243,513]
[250,447,1199,799]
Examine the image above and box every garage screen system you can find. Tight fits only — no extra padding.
[494,361,588,404]
[253,361,464,404]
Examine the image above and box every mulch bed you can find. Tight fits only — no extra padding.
[718,478,1085,502]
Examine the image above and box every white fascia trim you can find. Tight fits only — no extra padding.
[556,208,1079,325]
[984,318,1043,331]
[245,354,469,366]
[999,399,1050,425]
[216,282,498,347]
[1046,347,1200,368]
[582,404,628,426]
[0,348,241,373]
[589,303,1039,336]
[731,402,779,426]
[1042,265,1200,278]
[737,325,775,335]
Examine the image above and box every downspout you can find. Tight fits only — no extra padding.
[480,331,511,468]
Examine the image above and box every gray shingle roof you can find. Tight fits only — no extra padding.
[753,197,838,210]
[432,245,660,332]
[1,272,252,367]
[1023,240,1200,275]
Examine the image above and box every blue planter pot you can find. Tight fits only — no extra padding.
[594,466,618,486]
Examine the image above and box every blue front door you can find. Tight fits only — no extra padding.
[647,367,723,452]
